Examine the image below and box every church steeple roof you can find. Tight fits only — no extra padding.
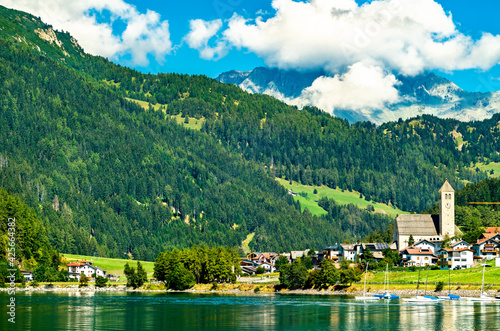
[439,180,454,193]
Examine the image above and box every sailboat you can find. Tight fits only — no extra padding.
[355,262,380,301]
[437,268,461,301]
[465,264,500,302]
[373,264,399,300]
[404,267,444,303]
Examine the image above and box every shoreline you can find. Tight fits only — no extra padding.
[2,285,500,298]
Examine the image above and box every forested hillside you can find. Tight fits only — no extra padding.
[0,6,499,260]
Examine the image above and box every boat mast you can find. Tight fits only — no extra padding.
[363,262,369,296]
[481,263,485,296]
[448,268,451,295]
[416,269,421,297]
[424,267,429,296]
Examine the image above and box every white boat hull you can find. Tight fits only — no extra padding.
[355,296,380,301]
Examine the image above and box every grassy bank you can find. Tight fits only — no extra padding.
[366,262,500,287]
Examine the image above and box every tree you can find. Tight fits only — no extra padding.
[124,261,148,289]
[167,263,195,290]
[361,247,374,266]
[136,262,148,287]
[256,266,266,274]
[79,273,88,287]
[289,261,308,289]
[408,235,415,247]
[319,259,338,287]
[301,256,313,270]
[382,248,401,266]
[275,255,289,271]
[441,235,451,249]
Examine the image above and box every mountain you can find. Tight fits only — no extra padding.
[0,5,499,260]
[217,67,500,124]
[0,5,396,259]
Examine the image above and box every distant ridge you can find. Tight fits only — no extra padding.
[217,67,500,124]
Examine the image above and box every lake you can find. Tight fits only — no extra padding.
[2,292,500,330]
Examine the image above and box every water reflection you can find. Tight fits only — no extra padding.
[2,293,500,330]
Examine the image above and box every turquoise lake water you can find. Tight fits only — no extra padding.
[1,292,500,330]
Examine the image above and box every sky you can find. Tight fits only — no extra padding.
[2,0,500,102]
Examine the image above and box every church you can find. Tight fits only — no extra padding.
[393,181,459,250]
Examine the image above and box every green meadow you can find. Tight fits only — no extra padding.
[62,254,155,277]
[125,97,205,130]
[367,261,500,286]
[276,178,407,217]
[474,162,500,178]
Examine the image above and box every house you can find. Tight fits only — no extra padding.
[21,270,33,281]
[338,244,358,261]
[485,227,500,234]
[437,248,474,270]
[393,181,461,250]
[68,260,106,280]
[450,240,470,250]
[472,238,499,260]
[478,232,500,241]
[290,250,310,262]
[413,239,442,254]
[323,246,339,261]
[259,262,276,273]
[400,247,437,267]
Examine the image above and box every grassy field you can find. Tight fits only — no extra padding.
[276,178,407,217]
[474,162,500,178]
[62,254,155,278]
[126,97,205,130]
[367,261,500,286]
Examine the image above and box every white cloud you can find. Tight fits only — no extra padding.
[185,19,227,60]
[299,62,401,112]
[0,0,172,66]
[199,0,500,110]
[221,0,500,75]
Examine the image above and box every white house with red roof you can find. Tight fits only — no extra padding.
[68,260,106,280]
[400,247,437,267]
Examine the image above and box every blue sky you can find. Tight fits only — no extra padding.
[2,0,500,94]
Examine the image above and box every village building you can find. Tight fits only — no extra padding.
[450,240,470,250]
[393,181,460,250]
[413,239,442,254]
[338,244,358,261]
[68,260,106,280]
[472,238,499,260]
[400,247,437,267]
[437,248,474,270]
[323,246,339,261]
[21,270,33,281]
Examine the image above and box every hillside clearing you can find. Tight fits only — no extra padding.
[276,178,407,217]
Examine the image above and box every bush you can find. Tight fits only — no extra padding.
[256,266,266,275]
[435,281,445,292]
[95,276,108,288]
[79,274,89,287]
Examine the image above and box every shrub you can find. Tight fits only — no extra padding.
[435,281,445,292]
[95,276,108,288]
[256,266,266,275]
[79,274,89,287]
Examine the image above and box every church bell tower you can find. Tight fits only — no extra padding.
[439,180,455,236]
